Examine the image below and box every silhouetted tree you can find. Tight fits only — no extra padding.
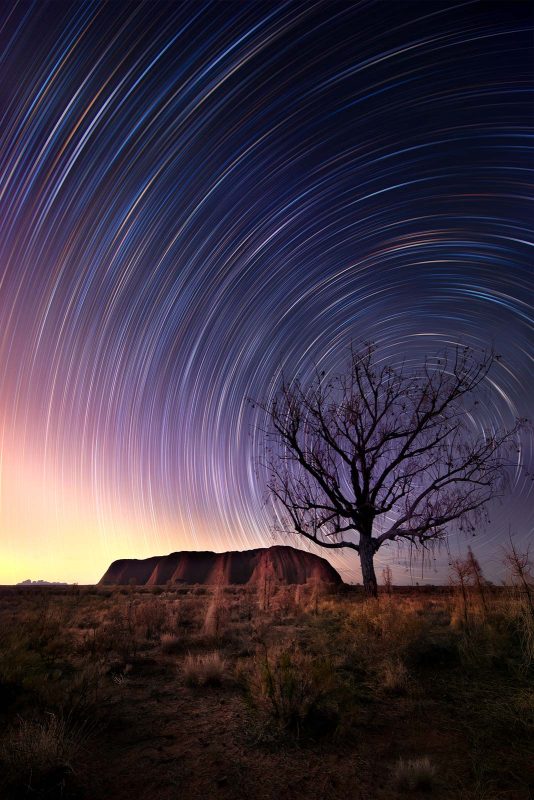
[262,344,519,597]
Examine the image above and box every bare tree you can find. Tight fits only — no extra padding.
[262,343,519,597]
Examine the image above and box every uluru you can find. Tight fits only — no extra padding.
[99,544,342,587]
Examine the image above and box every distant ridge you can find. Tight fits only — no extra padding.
[17,579,68,586]
[99,545,342,587]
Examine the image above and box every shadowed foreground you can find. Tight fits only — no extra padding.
[0,581,532,799]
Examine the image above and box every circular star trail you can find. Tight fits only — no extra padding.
[0,1,532,583]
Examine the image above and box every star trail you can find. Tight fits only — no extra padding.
[0,1,532,584]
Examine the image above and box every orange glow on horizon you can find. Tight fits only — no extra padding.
[0,441,208,585]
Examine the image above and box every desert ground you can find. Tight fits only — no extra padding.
[0,575,533,800]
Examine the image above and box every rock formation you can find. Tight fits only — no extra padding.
[99,545,342,586]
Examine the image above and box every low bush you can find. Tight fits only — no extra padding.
[160,633,182,653]
[392,756,437,791]
[1,712,91,797]
[380,657,409,695]
[245,645,351,739]
[182,651,227,687]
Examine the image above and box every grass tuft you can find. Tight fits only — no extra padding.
[182,651,227,687]
[2,712,91,795]
[392,756,437,791]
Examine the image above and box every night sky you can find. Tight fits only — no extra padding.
[0,1,532,585]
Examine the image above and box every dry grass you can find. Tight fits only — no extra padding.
[244,645,349,739]
[160,632,182,653]
[0,569,532,799]
[1,713,91,794]
[504,586,534,669]
[380,657,409,694]
[182,651,227,686]
[202,584,230,638]
[392,756,437,791]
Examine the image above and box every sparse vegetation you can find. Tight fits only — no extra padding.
[2,713,91,797]
[160,632,182,653]
[0,560,532,799]
[182,651,227,687]
[244,645,344,738]
[504,540,534,668]
[380,657,409,695]
[392,756,437,791]
[202,582,230,638]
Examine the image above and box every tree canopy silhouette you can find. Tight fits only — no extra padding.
[263,344,519,597]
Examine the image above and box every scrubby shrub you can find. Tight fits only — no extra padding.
[1,713,90,796]
[62,661,108,718]
[0,629,45,701]
[160,633,182,654]
[182,651,227,687]
[503,543,534,668]
[487,687,534,734]
[203,585,230,638]
[245,646,347,739]
[237,589,257,621]
[392,756,437,791]
[270,586,298,621]
[380,657,409,694]
[345,596,427,661]
[83,614,138,661]
[135,599,168,639]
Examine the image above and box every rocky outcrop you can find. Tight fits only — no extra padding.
[99,545,342,586]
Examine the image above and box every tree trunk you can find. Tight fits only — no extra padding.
[359,536,378,598]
